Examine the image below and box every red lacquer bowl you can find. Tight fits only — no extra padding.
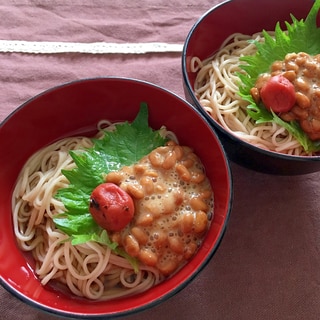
[0,77,232,318]
[182,0,320,175]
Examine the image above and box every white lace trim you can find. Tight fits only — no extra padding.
[0,40,183,54]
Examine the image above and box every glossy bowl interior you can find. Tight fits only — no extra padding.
[0,77,232,318]
[182,0,320,175]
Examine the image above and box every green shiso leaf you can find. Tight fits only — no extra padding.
[53,102,168,270]
[238,0,320,152]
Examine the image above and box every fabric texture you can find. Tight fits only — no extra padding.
[1,1,320,319]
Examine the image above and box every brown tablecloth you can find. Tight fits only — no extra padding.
[1,1,320,319]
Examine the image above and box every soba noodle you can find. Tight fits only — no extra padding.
[12,134,163,300]
[191,32,313,156]
[12,117,212,301]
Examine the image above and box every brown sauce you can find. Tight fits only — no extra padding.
[252,52,320,140]
[105,140,213,276]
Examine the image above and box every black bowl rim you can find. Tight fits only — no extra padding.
[0,76,233,319]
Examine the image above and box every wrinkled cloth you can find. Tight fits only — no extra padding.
[1,1,320,320]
